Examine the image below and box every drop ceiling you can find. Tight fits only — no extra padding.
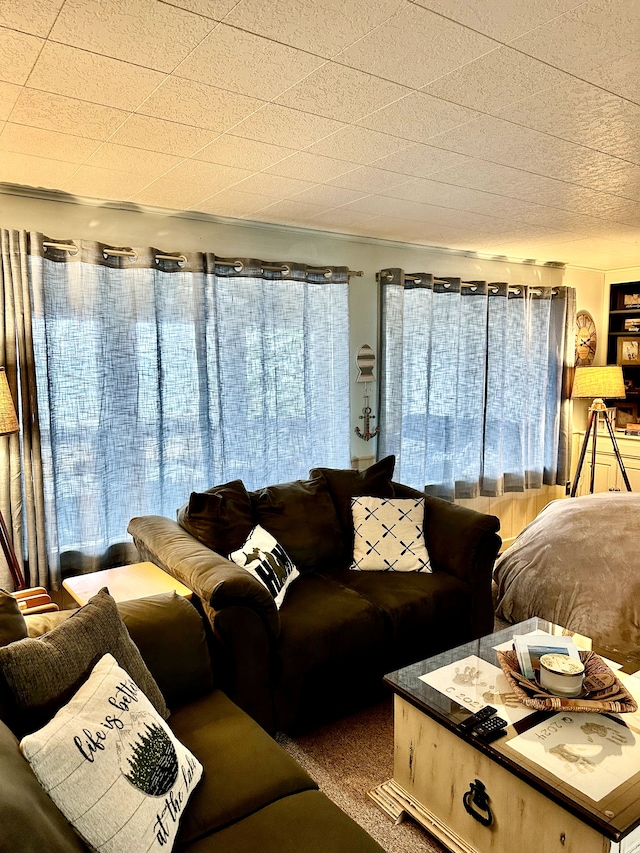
[2,0,640,270]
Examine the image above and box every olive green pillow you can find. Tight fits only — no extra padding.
[0,588,168,737]
[0,589,28,647]
[177,479,255,555]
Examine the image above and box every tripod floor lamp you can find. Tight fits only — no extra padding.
[570,364,631,497]
[0,367,25,590]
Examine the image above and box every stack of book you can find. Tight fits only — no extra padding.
[513,633,580,679]
[625,423,640,436]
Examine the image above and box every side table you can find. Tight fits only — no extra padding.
[63,561,192,606]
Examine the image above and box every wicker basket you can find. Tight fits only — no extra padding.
[496,649,638,714]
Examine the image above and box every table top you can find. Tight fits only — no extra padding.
[62,561,192,606]
[385,619,640,842]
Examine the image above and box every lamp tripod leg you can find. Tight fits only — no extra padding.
[602,411,632,492]
[570,409,597,497]
[0,508,25,590]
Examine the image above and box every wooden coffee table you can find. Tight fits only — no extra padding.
[370,619,640,853]
[63,561,192,606]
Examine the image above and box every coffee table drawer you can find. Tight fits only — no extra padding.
[390,696,612,853]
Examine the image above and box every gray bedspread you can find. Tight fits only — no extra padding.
[493,492,640,656]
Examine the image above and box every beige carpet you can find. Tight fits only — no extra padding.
[276,699,449,853]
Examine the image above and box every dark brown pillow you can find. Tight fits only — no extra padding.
[0,588,168,737]
[249,476,343,571]
[0,589,28,647]
[309,456,396,557]
[177,479,255,555]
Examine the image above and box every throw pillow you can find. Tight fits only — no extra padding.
[350,497,432,573]
[21,654,203,853]
[310,455,396,559]
[0,588,28,647]
[0,588,168,737]
[177,479,255,555]
[249,476,343,571]
[228,525,299,609]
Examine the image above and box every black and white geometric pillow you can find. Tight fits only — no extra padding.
[229,525,300,608]
[350,497,432,573]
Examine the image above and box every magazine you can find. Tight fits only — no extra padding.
[513,633,581,680]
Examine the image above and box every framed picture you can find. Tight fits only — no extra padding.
[623,293,640,308]
[615,403,639,427]
[624,318,640,332]
[618,337,640,364]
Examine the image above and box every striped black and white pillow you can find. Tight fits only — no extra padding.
[350,497,431,573]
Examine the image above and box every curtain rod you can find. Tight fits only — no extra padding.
[387,272,556,296]
[42,242,363,278]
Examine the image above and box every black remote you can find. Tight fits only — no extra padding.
[472,716,508,742]
[458,705,497,732]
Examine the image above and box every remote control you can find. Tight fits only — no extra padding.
[458,705,497,732]
[471,716,508,742]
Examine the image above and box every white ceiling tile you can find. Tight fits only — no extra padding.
[196,189,275,217]
[327,165,411,192]
[0,150,78,189]
[194,135,294,170]
[306,207,378,231]
[253,198,328,224]
[411,0,588,43]
[175,23,323,100]
[138,77,263,132]
[61,165,152,199]
[370,143,473,178]
[292,184,368,206]
[276,63,409,122]
[0,27,43,85]
[107,114,217,157]
[10,89,129,139]
[305,126,410,164]
[158,0,238,20]
[0,0,65,37]
[510,0,640,77]
[264,152,355,182]
[0,123,101,163]
[231,104,346,148]
[85,143,183,176]
[336,4,496,89]
[582,50,640,105]
[357,91,481,143]
[163,159,251,191]
[231,172,316,198]
[0,81,20,121]
[224,0,405,57]
[423,47,571,114]
[49,0,216,73]
[129,176,215,209]
[26,42,166,111]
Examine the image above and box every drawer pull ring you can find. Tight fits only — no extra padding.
[463,779,493,827]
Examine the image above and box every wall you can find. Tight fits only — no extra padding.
[0,189,607,543]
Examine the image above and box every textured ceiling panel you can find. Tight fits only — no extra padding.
[1,0,640,269]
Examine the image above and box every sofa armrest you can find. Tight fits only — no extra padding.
[127,515,280,638]
[393,483,501,637]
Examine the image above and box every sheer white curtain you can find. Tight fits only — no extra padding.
[28,237,351,582]
[378,269,575,500]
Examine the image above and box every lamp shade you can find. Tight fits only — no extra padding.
[571,365,626,400]
[0,368,19,436]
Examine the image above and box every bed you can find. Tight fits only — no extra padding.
[493,492,640,656]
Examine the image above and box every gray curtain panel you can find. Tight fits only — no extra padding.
[28,237,351,582]
[0,230,47,590]
[378,268,575,501]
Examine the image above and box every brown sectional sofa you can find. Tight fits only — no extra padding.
[128,457,502,733]
[0,591,385,853]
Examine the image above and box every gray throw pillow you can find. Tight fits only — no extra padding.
[0,588,168,737]
[0,589,28,647]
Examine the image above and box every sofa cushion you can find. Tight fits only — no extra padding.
[20,653,202,853]
[170,689,316,845]
[249,476,343,571]
[0,588,28,646]
[0,718,88,853]
[190,789,385,853]
[310,456,396,561]
[119,592,214,709]
[350,497,431,573]
[229,525,300,609]
[329,568,473,669]
[177,480,254,556]
[0,588,168,736]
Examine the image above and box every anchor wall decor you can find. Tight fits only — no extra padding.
[355,344,380,442]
